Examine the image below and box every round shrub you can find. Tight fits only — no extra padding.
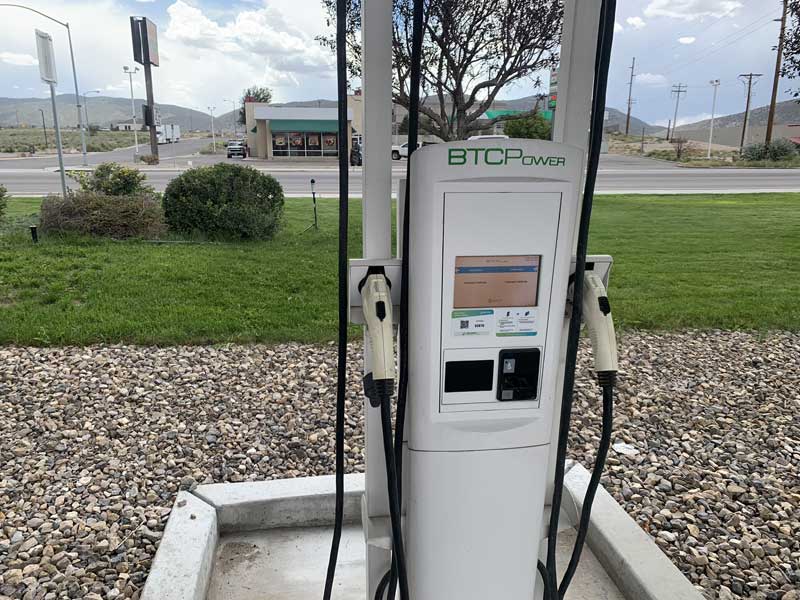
[741,142,767,162]
[163,164,284,240]
[766,138,797,161]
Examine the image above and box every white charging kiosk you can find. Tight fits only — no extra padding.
[404,139,584,599]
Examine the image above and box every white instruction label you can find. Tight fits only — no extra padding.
[451,309,494,336]
[496,308,537,337]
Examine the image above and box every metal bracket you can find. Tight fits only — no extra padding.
[566,254,614,315]
[349,258,402,325]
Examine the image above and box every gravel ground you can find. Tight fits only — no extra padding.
[0,331,798,600]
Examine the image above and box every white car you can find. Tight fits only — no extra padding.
[391,141,437,160]
[467,134,510,141]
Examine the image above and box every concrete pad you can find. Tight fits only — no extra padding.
[141,491,218,600]
[206,524,623,600]
[195,474,364,532]
[563,464,704,600]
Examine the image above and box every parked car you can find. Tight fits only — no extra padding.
[391,141,437,160]
[227,140,246,159]
[467,134,509,141]
[350,143,363,166]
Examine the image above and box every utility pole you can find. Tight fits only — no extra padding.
[640,126,645,154]
[738,73,763,152]
[707,79,720,159]
[38,108,48,147]
[123,66,140,156]
[625,57,636,136]
[208,106,216,153]
[765,0,789,144]
[669,83,687,141]
[666,119,671,140]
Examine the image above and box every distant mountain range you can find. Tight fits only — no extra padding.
[9,93,792,137]
[674,99,800,131]
[0,95,212,131]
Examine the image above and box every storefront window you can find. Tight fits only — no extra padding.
[272,133,288,157]
[272,131,338,158]
[323,133,338,157]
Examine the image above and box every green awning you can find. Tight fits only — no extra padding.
[269,119,339,133]
[483,109,525,120]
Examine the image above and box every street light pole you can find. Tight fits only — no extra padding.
[223,98,237,136]
[123,66,140,156]
[38,108,48,148]
[82,89,100,134]
[707,79,720,159]
[208,106,216,153]
[0,5,89,165]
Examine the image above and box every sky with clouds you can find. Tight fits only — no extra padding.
[0,0,795,126]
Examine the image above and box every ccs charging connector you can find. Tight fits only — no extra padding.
[359,268,396,407]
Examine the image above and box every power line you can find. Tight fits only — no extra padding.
[652,8,781,76]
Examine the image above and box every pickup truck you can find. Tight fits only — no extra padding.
[391,141,436,160]
[227,140,247,159]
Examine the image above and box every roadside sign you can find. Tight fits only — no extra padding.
[35,29,57,84]
[130,17,159,66]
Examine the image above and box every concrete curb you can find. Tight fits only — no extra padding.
[563,464,704,600]
[140,491,218,600]
[143,471,701,600]
[194,473,365,532]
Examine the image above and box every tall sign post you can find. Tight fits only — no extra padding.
[35,29,67,199]
[130,16,160,162]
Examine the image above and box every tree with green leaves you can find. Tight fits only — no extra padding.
[782,1,800,98]
[503,112,551,140]
[239,86,274,125]
[318,0,562,141]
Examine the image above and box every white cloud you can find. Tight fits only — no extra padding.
[626,16,647,29]
[0,51,38,66]
[678,36,696,44]
[615,22,625,33]
[637,72,669,87]
[164,0,334,81]
[644,0,742,21]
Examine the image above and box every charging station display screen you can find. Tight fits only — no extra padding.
[453,255,540,308]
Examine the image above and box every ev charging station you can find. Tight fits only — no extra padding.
[332,1,620,599]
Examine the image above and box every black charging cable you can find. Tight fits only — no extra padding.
[542,1,617,599]
[322,0,350,596]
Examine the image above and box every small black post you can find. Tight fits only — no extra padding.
[640,127,645,154]
[304,178,319,232]
[30,225,39,243]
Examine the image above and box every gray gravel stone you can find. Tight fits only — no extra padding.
[0,331,797,599]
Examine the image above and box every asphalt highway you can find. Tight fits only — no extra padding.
[2,144,798,196]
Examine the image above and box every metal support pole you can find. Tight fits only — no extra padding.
[39,108,48,148]
[65,24,88,166]
[49,82,68,199]
[125,67,139,155]
[361,0,395,596]
[144,60,159,160]
[707,80,720,159]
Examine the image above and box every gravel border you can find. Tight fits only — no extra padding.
[1,332,798,599]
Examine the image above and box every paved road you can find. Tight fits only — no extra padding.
[2,152,799,196]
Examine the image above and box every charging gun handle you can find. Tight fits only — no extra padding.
[360,272,396,406]
[581,273,618,382]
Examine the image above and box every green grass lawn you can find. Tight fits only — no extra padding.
[1,193,798,345]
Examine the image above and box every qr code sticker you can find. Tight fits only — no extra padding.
[460,320,470,330]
